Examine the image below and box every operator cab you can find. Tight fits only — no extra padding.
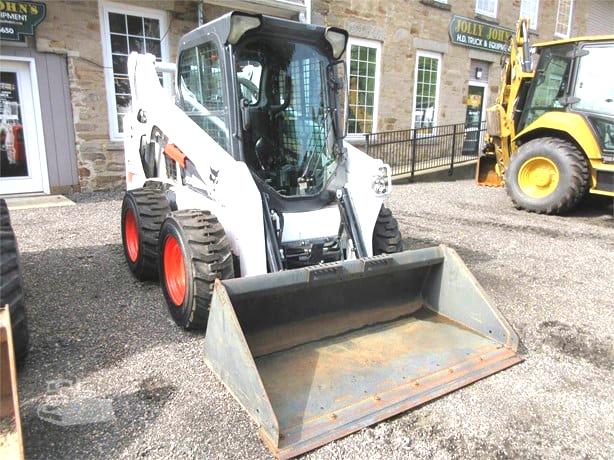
[235,38,339,199]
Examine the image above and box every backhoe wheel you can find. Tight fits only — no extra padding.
[505,137,590,214]
[159,210,234,330]
[372,205,403,255]
[121,187,171,281]
[0,199,29,361]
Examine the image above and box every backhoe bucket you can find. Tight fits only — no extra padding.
[204,245,522,459]
[476,154,503,186]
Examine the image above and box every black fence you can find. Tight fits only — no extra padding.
[363,121,486,178]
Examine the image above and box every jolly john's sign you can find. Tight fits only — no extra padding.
[449,15,513,53]
[0,1,46,42]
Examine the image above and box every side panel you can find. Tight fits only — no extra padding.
[124,53,267,276]
[515,112,602,160]
[343,141,388,257]
[515,112,606,193]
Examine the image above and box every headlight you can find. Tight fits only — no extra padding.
[372,164,391,195]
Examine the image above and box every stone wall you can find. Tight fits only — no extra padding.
[35,1,199,191]
[30,0,602,191]
[313,0,597,133]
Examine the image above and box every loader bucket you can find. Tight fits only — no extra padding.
[204,245,522,459]
[476,154,503,186]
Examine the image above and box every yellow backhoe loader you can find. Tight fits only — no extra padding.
[478,19,614,214]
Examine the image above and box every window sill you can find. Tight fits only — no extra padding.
[474,13,499,24]
[419,0,451,11]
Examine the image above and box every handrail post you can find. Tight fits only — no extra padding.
[410,128,417,180]
[449,123,457,175]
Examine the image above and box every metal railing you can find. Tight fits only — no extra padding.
[363,121,486,178]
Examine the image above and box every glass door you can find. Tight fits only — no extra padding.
[462,84,485,155]
[0,59,48,195]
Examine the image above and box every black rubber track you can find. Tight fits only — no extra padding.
[372,205,404,255]
[121,187,171,281]
[0,199,29,360]
[159,210,234,330]
[505,137,590,215]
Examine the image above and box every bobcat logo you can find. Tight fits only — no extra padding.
[209,167,219,185]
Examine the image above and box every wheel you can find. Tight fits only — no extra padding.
[372,205,403,255]
[159,210,235,330]
[0,199,29,361]
[121,187,171,280]
[505,137,590,214]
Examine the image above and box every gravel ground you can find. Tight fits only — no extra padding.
[9,179,614,459]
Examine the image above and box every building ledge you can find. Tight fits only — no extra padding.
[206,0,306,19]
[419,0,452,11]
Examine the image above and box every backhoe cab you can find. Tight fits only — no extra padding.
[478,19,614,214]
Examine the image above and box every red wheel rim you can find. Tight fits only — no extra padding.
[163,236,186,306]
[124,209,139,263]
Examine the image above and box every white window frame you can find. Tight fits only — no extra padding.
[520,0,540,30]
[411,50,442,133]
[555,0,574,38]
[475,0,498,18]
[99,1,170,141]
[345,37,382,138]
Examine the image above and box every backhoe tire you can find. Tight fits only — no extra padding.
[121,188,171,281]
[0,199,29,361]
[505,137,590,214]
[159,210,234,330]
[372,205,403,255]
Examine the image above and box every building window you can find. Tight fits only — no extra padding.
[520,0,540,30]
[475,0,498,18]
[555,0,574,38]
[346,38,381,135]
[412,51,441,131]
[100,2,169,140]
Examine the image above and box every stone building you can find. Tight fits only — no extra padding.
[0,0,611,194]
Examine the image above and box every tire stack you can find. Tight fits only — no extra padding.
[0,199,29,360]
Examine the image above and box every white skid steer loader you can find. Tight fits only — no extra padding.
[121,12,522,459]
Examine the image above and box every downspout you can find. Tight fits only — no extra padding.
[198,1,205,26]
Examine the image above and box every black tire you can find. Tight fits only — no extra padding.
[372,205,403,255]
[158,210,234,330]
[0,199,29,361]
[505,137,590,214]
[121,187,171,281]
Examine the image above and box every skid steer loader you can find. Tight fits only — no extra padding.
[121,12,522,458]
[477,19,614,214]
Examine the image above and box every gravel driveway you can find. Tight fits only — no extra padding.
[9,179,614,459]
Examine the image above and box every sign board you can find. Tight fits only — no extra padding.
[449,15,513,53]
[0,1,46,42]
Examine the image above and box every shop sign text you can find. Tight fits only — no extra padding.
[449,15,513,53]
[0,1,46,42]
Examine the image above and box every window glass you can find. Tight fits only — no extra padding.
[520,0,540,29]
[102,4,168,139]
[347,39,381,135]
[519,46,572,129]
[234,39,339,198]
[476,0,498,18]
[573,46,614,117]
[178,43,229,150]
[555,0,574,38]
[413,53,441,131]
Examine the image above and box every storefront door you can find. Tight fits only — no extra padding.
[462,84,486,155]
[0,58,48,195]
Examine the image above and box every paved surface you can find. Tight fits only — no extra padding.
[9,180,614,459]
